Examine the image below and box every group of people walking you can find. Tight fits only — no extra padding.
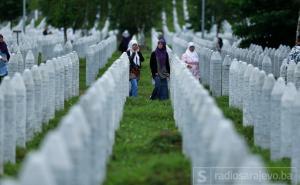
[120,30,200,100]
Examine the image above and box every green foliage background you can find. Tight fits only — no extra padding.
[0,0,299,47]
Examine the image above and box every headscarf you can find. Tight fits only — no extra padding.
[184,42,199,63]
[128,40,140,66]
[155,39,167,66]
[122,30,130,38]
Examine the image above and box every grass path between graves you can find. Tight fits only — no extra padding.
[104,38,191,185]
[1,52,121,178]
[215,96,291,184]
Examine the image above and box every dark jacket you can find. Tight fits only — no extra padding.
[0,42,10,61]
[127,50,144,69]
[119,37,131,52]
[150,51,170,78]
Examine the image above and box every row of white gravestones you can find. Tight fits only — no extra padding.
[280,61,300,88]
[194,41,284,98]
[229,60,300,184]
[151,29,159,51]
[7,48,48,78]
[73,34,101,58]
[172,4,181,34]
[86,35,117,86]
[197,46,213,86]
[162,15,175,46]
[0,52,80,175]
[222,44,290,78]
[8,47,79,103]
[192,36,215,49]
[182,0,190,22]
[172,36,187,57]
[167,47,280,185]
[0,53,129,185]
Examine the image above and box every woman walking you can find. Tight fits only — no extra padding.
[127,40,144,97]
[150,39,170,100]
[0,34,10,83]
[181,42,199,79]
[119,30,131,53]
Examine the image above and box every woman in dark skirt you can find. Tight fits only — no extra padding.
[150,39,170,100]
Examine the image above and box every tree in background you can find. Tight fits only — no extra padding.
[109,0,163,34]
[39,0,100,42]
[227,0,300,48]
[188,0,232,34]
[0,0,22,23]
[188,0,300,48]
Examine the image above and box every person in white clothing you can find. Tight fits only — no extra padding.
[181,42,200,79]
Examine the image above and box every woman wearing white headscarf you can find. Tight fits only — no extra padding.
[126,39,144,97]
[181,42,199,79]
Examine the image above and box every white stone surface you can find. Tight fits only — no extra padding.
[23,69,36,141]
[1,77,16,163]
[12,73,26,148]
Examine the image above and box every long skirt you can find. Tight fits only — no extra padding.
[150,76,169,100]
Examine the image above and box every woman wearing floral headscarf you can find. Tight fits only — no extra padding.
[288,13,300,64]
[181,42,199,79]
[150,39,170,100]
[288,35,300,64]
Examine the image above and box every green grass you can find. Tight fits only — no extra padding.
[2,53,119,178]
[215,96,291,184]
[104,36,191,185]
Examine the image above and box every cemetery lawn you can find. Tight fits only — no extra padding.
[216,96,291,184]
[2,52,121,178]
[104,41,191,185]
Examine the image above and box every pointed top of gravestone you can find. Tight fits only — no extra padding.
[19,152,56,185]
[244,64,254,78]
[229,58,239,71]
[250,67,260,82]
[255,70,266,87]
[12,73,26,91]
[262,55,272,65]
[263,74,276,90]
[64,40,73,54]
[31,65,42,81]
[271,77,286,96]
[41,131,73,171]
[22,69,34,85]
[223,55,232,66]
[281,82,297,107]
[238,62,248,74]
[25,50,34,63]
